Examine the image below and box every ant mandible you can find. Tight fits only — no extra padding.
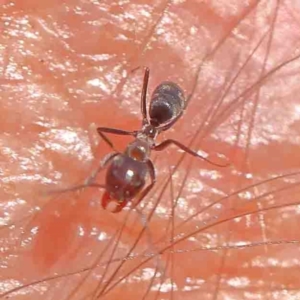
[76,67,226,213]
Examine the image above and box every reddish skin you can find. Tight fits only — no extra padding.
[1,0,300,299]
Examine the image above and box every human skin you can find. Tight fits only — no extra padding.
[1,0,300,299]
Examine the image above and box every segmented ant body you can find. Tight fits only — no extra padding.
[79,67,225,213]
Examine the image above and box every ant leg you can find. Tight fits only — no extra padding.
[132,161,166,281]
[153,139,229,167]
[48,183,107,195]
[140,67,150,125]
[84,152,118,186]
[48,153,118,196]
[97,127,138,151]
[129,66,150,125]
[88,123,101,157]
[131,159,156,208]
[130,65,148,73]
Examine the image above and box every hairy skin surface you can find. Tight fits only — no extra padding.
[1,0,300,299]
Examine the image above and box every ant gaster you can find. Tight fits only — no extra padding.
[81,67,226,213]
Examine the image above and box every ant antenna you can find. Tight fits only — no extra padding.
[140,67,150,125]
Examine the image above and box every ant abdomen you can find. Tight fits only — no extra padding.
[149,81,185,127]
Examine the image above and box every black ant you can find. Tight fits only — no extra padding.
[66,67,227,213]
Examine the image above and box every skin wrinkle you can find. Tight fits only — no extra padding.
[1,0,300,299]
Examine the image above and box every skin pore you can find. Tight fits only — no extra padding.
[1,0,300,299]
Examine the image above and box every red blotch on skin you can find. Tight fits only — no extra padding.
[29,189,101,271]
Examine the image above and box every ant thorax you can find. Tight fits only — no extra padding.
[125,137,152,162]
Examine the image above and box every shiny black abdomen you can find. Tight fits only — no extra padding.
[149,81,185,127]
[105,154,148,201]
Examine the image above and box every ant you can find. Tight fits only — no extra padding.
[65,67,227,213]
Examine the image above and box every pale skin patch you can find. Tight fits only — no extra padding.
[1,0,300,300]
